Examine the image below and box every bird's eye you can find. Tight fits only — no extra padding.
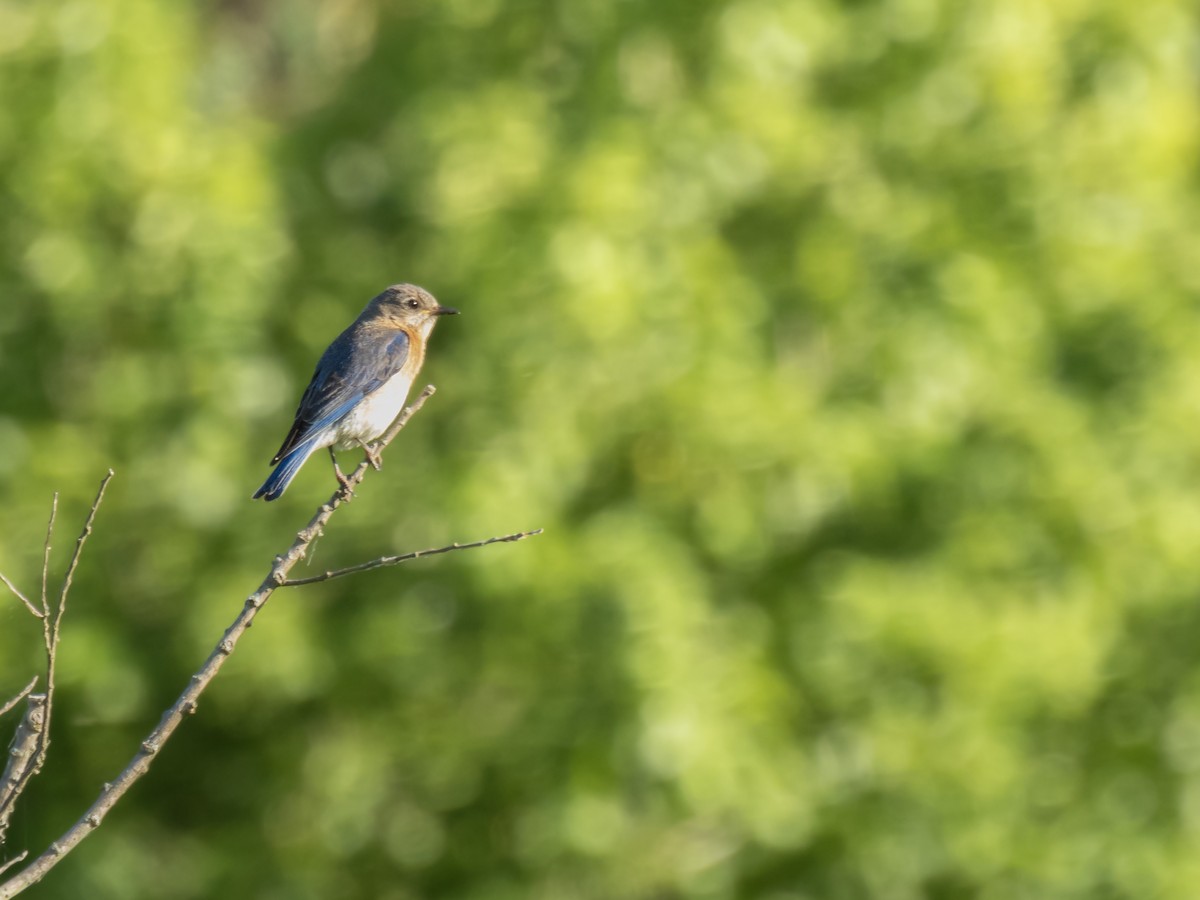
[405,298,420,309]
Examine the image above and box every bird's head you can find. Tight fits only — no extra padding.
[372,283,459,332]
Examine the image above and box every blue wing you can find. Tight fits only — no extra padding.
[269,328,410,464]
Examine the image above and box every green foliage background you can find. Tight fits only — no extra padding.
[2,1,1200,897]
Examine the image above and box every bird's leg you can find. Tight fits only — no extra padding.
[361,441,383,471]
[329,447,354,492]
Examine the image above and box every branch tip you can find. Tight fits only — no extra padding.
[282,527,544,587]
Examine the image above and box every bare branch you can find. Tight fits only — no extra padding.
[0,385,531,898]
[41,471,114,759]
[0,679,38,722]
[282,529,544,586]
[0,494,59,838]
[0,695,46,848]
[0,472,114,860]
[0,574,39,620]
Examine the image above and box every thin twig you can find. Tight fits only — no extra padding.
[0,385,530,898]
[0,574,39,620]
[0,855,26,878]
[39,495,57,619]
[40,471,114,768]
[0,679,38,722]
[53,471,114,635]
[283,529,543,586]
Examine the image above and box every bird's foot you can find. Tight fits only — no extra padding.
[363,443,383,471]
[329,449,355,497]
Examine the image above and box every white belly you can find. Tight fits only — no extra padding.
[331,371,415,449]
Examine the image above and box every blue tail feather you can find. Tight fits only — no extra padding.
[253,441,319,501]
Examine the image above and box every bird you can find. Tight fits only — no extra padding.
[253,283,458,501]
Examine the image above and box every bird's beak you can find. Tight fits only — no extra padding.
[433,305,460,316]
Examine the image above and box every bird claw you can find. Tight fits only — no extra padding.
[363,443,383,471]
[329,448,355,497]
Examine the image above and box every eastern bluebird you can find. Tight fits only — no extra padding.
[253,283,458,501]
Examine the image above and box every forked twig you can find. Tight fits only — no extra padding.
[0,473,113,854]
